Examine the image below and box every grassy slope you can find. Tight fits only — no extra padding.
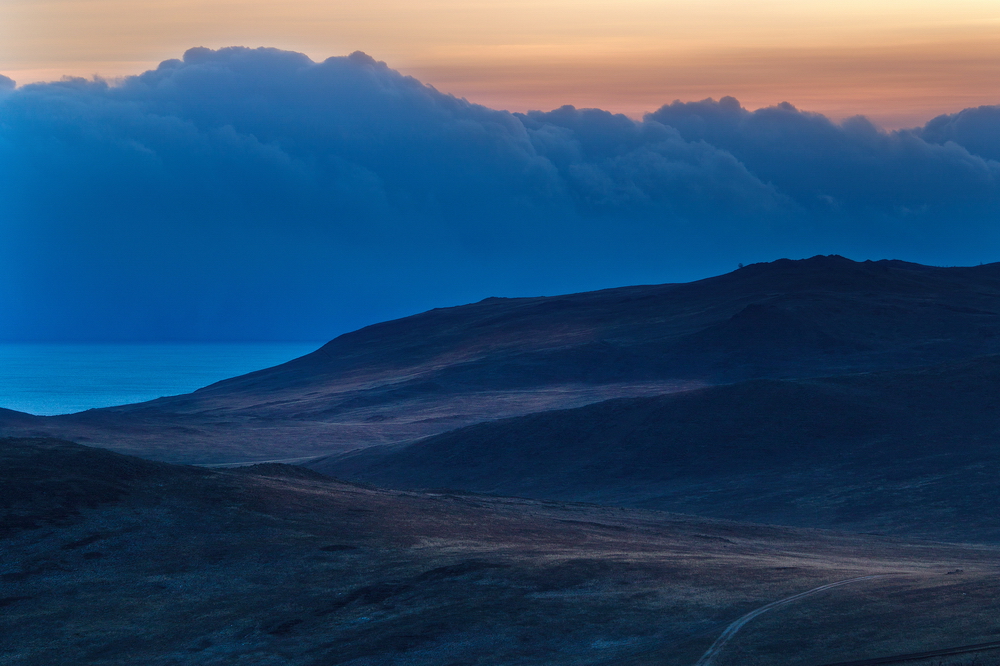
[4,437,1000,666]
[319,354,1000,542]
[5,256,1000,463]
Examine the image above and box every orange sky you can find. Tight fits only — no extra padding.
[4,0,1000,128]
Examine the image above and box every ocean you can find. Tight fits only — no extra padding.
[0,343,322,416]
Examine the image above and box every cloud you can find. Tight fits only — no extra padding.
[648,97,1000,217]
[1,47,999,340]
[0,74,14,90]
[917,105,1000,162]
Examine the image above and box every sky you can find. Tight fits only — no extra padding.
[3,0,1000,128]
[2,4,1000,342]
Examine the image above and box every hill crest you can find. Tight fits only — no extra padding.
[4,255,1000,464]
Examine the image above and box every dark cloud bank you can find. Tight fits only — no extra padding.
[2,47,1000,340]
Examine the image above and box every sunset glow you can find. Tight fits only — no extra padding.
[4,0,1000,127]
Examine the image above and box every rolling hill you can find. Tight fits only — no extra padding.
[319,354,1000,543]
[4,436,1000,665]
[4,255,1000,464]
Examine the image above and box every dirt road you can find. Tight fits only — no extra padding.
[694,575,890,666]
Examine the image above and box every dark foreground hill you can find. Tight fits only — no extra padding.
[4,255,1000,464]
[4,437,1000,666]
[320,354,1000,543]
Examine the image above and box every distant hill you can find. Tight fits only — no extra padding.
[319,354,1000,543]
[159,254,1000,393]
[4,255,1000,464]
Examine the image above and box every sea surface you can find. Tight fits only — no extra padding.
[0,343,322,416]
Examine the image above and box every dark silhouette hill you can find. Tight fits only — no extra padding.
[146,254,1000,394]
[0,437,207,537]
[319,354,1000,543]
[4,255,1000,464]
[4,436,1000,665]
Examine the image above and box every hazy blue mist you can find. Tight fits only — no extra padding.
[3,47,999,341]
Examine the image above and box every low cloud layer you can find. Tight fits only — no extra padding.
[2,47,999,340]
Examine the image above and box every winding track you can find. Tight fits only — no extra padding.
[693,575,890,666]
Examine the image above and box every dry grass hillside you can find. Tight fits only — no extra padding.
[4,256,1000,465]
[4,437,1000,666]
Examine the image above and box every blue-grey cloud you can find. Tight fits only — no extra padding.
[917,105,1000,162]
[648,98,1000,222]
[1,47,999,341]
